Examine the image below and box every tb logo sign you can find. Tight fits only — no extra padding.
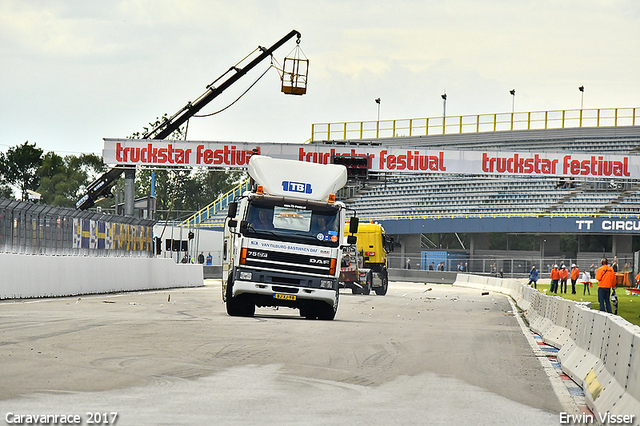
[282,181,312,194]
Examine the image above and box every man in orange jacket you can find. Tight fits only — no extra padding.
[570,264,580,294]
[596,258,616,313]
[559,265,569,294]
[550,265,560,294]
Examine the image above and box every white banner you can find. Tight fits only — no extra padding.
[103,138,639,179]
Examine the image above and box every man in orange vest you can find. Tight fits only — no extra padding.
[596,258,616,313]
[559,265,569,294]
[570,264,580,294]
[550,265,560,294]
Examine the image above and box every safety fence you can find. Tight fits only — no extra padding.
[311,107,639,141]
[454,273,640,421]
[0,198,155,257]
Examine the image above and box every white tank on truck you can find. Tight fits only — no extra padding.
[222,155,358,320]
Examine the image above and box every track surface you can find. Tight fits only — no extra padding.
[0,281,568,425]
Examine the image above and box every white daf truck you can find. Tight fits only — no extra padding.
[222,155,358,320]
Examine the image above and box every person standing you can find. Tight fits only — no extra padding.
[528,266,539,288]
[589,264,596,279]
[596,258,616,313]
[206,252,213,266]
[581,269,591,295]
[406,258,411,269]
[559,265,569,294]
[570,264,579,294]
[550,265,560,294]
[197,251,205,264]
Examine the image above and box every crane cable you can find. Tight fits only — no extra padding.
[193,62,275,118]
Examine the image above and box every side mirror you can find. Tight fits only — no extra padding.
[347,235,357,245]
[349,217,359,234]
[239,220,249,233]
[227,202,238,218]
[227,219,237,228]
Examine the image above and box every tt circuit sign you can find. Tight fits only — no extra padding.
[103,139,640,179]
[576,219,640,232]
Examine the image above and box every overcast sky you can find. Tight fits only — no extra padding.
[1,0,639,157]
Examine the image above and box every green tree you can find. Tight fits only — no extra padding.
[1,141,43,200]
[37,152,106,207]
[0,151,14,198]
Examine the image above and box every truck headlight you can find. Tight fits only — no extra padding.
[320,279,334,289]
[239,271,253,281]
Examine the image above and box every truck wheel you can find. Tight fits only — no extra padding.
[226,279,255,317]
[374,272,388,296]
[362,271,372,295]
[317,291,338,320]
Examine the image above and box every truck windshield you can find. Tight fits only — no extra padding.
[244,198,341,247]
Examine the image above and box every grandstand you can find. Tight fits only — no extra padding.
[332,126,640,218]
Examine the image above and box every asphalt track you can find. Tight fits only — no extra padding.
[0,280,576,425]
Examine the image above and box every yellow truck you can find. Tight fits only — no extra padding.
[339,222,393,295]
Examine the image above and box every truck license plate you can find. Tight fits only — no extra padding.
[274,293,296,301]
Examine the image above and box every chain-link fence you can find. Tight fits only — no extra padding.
[389,251,635,279]
[0,198,155,257]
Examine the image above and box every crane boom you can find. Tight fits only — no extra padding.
[76,29,302,210]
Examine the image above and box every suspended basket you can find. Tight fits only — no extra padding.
[281,42,308,96]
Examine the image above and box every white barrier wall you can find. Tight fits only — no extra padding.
[0,253,203,299]
[453,273,640,422]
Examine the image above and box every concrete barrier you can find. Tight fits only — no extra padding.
[453,273,640,420]
[0,253,203,299]
[389,268,457,284]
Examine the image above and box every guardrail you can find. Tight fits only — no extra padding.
[453,273,640,421]
[311,107,639,141]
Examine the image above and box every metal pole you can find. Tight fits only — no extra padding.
[124,169,135,217]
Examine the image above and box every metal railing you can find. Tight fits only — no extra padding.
[0,198,155,257]
[179,178,251,228]
[311,107,639,141]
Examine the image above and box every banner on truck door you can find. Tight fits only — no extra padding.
[103,138,640,179]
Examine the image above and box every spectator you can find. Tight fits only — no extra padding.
[635,269,640,289]
[499,268,504,278]
[570,264,579,294]
[206,252,213,266]
[406,258,411,269]
[428,262,435,271]
[612,257,618,272]
[589,264,596,279]
[596,258,616,313]
[581,269,591,295]
[550,265,560,294]
[528,266,539,288]
[559,265,569,294]
[457,263,463,272]
[197,251,205,264]
[181,253,189,264]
